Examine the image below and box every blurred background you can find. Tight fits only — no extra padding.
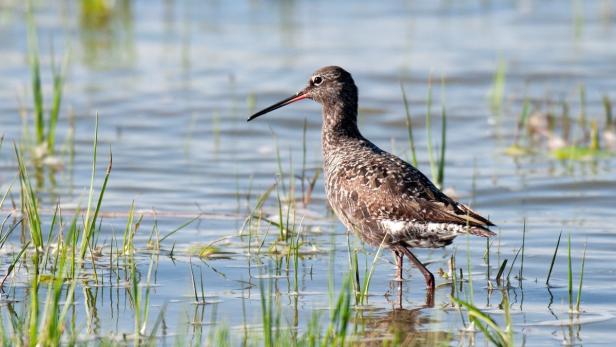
[0,1,615,345]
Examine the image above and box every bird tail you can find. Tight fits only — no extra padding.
[452,202,496,237]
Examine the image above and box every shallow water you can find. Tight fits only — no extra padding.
[1,0,616,345]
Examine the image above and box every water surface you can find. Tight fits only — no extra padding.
[1,1,615,345]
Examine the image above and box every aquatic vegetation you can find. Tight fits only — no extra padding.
[1,68,606,347]
[348,234,387,306]
[495,259,507,286]
[453,291,514,347]
[489,58,507,116]
[80,0,113,27]
[189,259,207,304]
[575,241,587,313]
[0,117,109,345]
[567,234,588,313]
[25,13,69,160]
[186,243,224,258]
[424,75,448,188]
[546,231,563,286]
[1,2,615,346]
[80,115,112,261]
[400,82,418,167]
[505,89,615,162]
[401,76,448,189]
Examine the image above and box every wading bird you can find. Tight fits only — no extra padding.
[248,66,494,302]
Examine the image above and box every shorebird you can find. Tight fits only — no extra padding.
[248,66,494,294]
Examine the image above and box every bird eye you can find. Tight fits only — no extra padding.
[313,76,323,85]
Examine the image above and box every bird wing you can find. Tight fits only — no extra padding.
[384,154,494,229]
[332,145,494,234]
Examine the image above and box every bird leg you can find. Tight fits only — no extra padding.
[395,280,403,309]
[424,286,435,308]
[394,250,404,281]
[398,245,435,290]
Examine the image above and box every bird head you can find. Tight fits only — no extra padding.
[247,66,357,121]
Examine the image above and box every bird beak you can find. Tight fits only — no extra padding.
[247,89,310,122]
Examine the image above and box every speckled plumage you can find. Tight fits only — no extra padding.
[248,66,495,291]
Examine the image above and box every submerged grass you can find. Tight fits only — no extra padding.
[1,115,112,346]
[27,10,44,147]
[348,235,387,306]
[255,265,353,347]
[518,219,526,283]
[453,290,514,347]
[2,14,611,344]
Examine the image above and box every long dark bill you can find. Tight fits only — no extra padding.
[247,92,308,121]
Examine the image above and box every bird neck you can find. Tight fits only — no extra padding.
[321,98,362,150]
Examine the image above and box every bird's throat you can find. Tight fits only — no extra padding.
[321,100,361,143]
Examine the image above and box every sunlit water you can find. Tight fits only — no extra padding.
[1,1,615,345]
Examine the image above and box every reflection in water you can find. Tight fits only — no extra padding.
[83,286,100,335]
[385,280,434,309]
[358,306,451,346]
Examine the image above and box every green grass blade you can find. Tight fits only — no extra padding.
[495,259,507,285]
[160,214,201,243]
[489,58,507,115]
[15,145,43,249]
[452,296,508,346]
[0,241,30,288]
[360,236,387,305]
[259,277,273,347]
[603,95,613,127]
[83,149,112,259]
[575,241,587,312]
[147,303,168,343]
[189,259,199,302]
[301,118,308,204]
[519,219,526,282]
[47,48,70,153]
[0,180,14,212]
[426,75,437,183]
[437,97,447,188]
[80,115,113,260]
[579,84,587,129]
[466,236,474,304]
[546,230,562,286]
[27,10,44,146]
[81,114,99,257]
[400,82,417,167]
[506,247,521,283]
[241,182,276,235]
[567,233,573,310]
[514,98,530,146]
